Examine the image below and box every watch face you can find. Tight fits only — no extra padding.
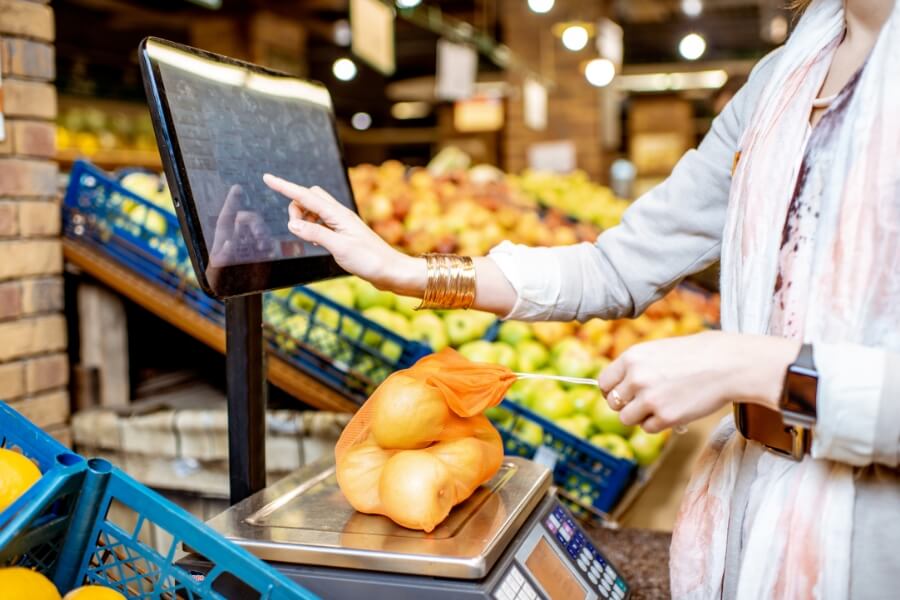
[782,367,818,423]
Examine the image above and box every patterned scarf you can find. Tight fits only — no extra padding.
[671,1,900,598]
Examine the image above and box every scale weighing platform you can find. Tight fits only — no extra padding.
[181,456,631,600]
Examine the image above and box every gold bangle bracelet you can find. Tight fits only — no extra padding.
[417,254,476,310]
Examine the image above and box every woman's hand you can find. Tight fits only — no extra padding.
[597,331,801,433]
[263,174,424,293]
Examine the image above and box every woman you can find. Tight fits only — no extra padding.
[264,0,898,596]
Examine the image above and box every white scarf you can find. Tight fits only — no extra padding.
[671,1,900,598]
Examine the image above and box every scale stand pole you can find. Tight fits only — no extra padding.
[225,293,267,505]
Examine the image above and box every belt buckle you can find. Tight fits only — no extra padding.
[762,426,808,461]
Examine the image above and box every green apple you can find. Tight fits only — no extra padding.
[310,280,354,308]
[316,305,342,330]
[284,314,310,340]
[485,406,514,429]
[410,312,449,351]
[590,398,635,437]
[354,279,395,311]
[498,321,533,346]
[270,288,292,300]
[362,307,406,346]
[506,380,533,405]
[394,295,421,319]
[288,290,315,314]
[309,328,340,353]
[380,340,403,362]
[492,342,518,370]
[531,386,575,421]
[590,433,635,460]
[553,339,597,379]
[556,415,592,438]
[628,429,667,467]
[514,421,544,447]
[566,388,599,415]
[516,340,550,372]
[458,340,499,364]
[444,312,487,347]
[524,379,562,408]
[551,338,583,361]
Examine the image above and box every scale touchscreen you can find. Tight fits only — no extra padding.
[156,56,351,267]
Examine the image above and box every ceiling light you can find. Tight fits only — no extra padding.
[769,15,789,43]
[351,112,372,130]
[396,0,422,8]
[392,101,431,120]
[681,0,703,18]
[333,20,351,47]
[561,25,589,51]
[332,58,357,81]
[585,58,615,87]
[679,33,706,61]
[527,0,554,13]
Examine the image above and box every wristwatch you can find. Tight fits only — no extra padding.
[780,343,818,429]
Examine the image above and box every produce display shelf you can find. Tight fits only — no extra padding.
[62,160,431,410]
[0,401,316,599]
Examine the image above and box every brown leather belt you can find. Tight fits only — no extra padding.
[734,403,811,460]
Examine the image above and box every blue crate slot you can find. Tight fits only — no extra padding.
[63,159,431,405]
[0,403,316,599]
[491,400,637,514]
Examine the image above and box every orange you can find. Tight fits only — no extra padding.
[0,567,61,600]
[63,585,127,600]
[0,448,42,512]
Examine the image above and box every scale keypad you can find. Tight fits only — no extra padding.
[544,506,629,600]
[494,566,538,600]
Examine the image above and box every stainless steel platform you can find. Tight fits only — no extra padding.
[205,455,552,579]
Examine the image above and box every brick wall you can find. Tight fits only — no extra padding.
[0,0,69,442]
[500,0,607,181]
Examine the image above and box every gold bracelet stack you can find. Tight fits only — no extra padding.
[417,254,476,310]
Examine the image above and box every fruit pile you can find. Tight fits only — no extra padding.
[57,104,158,157]
[0,568,125,600]
[349,161,601,257]
[508,169,631,231]
[471,287,718,467]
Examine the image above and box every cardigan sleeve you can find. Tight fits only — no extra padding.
[488,51,781,322]
[811,343,900,467]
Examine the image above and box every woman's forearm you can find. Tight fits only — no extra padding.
[384,254,518,317]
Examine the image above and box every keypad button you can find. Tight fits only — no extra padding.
[603,572,615,587]
[614,578,627,591]
[588,572,599,585]
[590,564,602,578]
[509,569,524,586]
[612,587,625,599]
[520,585,537,600]
[604,566,617,579]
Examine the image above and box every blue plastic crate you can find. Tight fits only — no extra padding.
[0,401,316,599]
[63,160,431,404]
[491,400,637,515]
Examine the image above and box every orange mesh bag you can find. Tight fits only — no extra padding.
[335,348,516,532]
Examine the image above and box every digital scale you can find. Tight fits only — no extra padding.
[139,37,633,600]
[184,456,630,600]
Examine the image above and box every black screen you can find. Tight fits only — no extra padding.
[152,44,353,268]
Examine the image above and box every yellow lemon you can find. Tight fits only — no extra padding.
[0,448,42,512]
[63,585,127,600]
[0,567,61,599]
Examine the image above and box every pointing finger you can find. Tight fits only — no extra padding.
[264,174,347,229]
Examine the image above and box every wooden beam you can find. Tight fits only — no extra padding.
[63,240,358,414]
